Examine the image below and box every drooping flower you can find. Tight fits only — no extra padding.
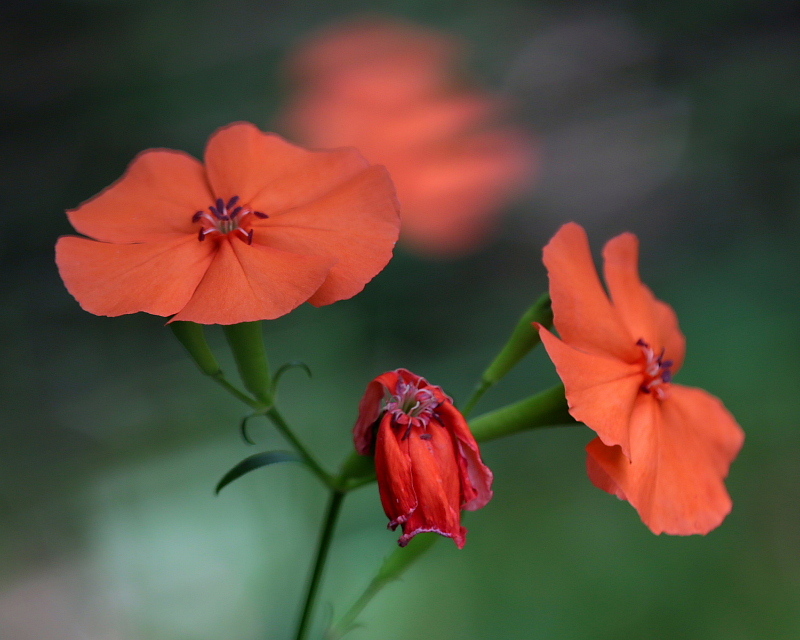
[354,369,493,548]
[281,17,536,257]
[56,122,401,324]
[537,223,744,535]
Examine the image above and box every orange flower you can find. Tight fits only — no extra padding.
[56,122,400,324]
[281,18,536,257]
[537,223,744,535]
[354,369,493,548]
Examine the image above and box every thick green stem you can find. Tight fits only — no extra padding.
[295,490,345,640]
[223,322,272,404]
[469,383,575,442]
[325,533,438,640]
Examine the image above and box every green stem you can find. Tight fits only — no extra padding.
[210,372,264,411]
[461,379,492,418]
[325,533,438,640]
[266,407,337,490]
[295,490,345,640]
[469,383,575,442]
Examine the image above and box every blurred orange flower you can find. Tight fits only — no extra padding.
[56,122,400,324]
[537,223,744,535]
[354,368,493,548]
[282,18,536,257]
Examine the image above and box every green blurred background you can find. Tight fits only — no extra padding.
[2,0,800,638]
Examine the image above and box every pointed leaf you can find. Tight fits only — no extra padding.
[215,450,301,494]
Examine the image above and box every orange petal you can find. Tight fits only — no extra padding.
[544,223,640,362]
[55,235,214,317]
[539,325,643,458]
[252,165,400,306]
[401,419,466,548]
[203,122,369,213]
[602,232,686,371]
[67,150,212,244]
[587,385,744,535]
[375,413,417,528]
[170,237,334,324]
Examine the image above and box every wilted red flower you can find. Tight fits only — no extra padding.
[56,122,400,325]
[537,223,744,535]
[282,17,536,257]
[354,369,493,548]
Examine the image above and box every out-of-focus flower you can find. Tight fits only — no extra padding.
[354,369,493,547]
[282,17,536,257]
[536,223,744,535]
[56,122,400,324]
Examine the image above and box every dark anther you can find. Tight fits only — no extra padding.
[209,205,223,219]
[216,198,224,212]
[226,196,239,209]
[230,206,243,218]
[420,433,432,441]
[253,211,269,218]
[198,228,206,241]
[662,371,672,383]
[192,211,204,223]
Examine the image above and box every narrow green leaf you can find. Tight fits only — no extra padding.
[215,450,301,494]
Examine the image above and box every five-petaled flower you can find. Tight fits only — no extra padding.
[56,122,401,324]
[537,223,744,535]
[354,369,493,548]
[282,18,536,257]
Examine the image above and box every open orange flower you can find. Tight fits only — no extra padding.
[537,223,744,535]
[354,369,493,548]
[56,122,400,324]
[282,18,536,257]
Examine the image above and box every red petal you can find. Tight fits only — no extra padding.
[67,150,211,243]
[55,235,214,317]
[252,165,400,306]
[204,122,369,213]
[170,237,333,324]
[544,223,639,362]
[374,414,416,528]
[587,386,744,535]
[353,371,400,454]
[602,232,686,372]
[539,325,642,458]
[400,419,466,548]
[438,402,493,511]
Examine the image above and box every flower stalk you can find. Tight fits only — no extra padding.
[461,293,552,417]
[295,489,346,640]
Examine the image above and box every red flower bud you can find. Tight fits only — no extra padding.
[354,369,493,548]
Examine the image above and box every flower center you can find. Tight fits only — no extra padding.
[385,381,440,436]
[637,338,673,400]
[192,196,268,244]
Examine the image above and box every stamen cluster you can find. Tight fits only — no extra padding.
[384,380,440,434]
[637,338,673,400]
[192,196,269,244]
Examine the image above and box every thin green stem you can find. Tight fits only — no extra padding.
[325,533,438,640]
[461,379,492,418]
[295,490,346,640]
[210,372,265,411]
[266,407,337,490]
